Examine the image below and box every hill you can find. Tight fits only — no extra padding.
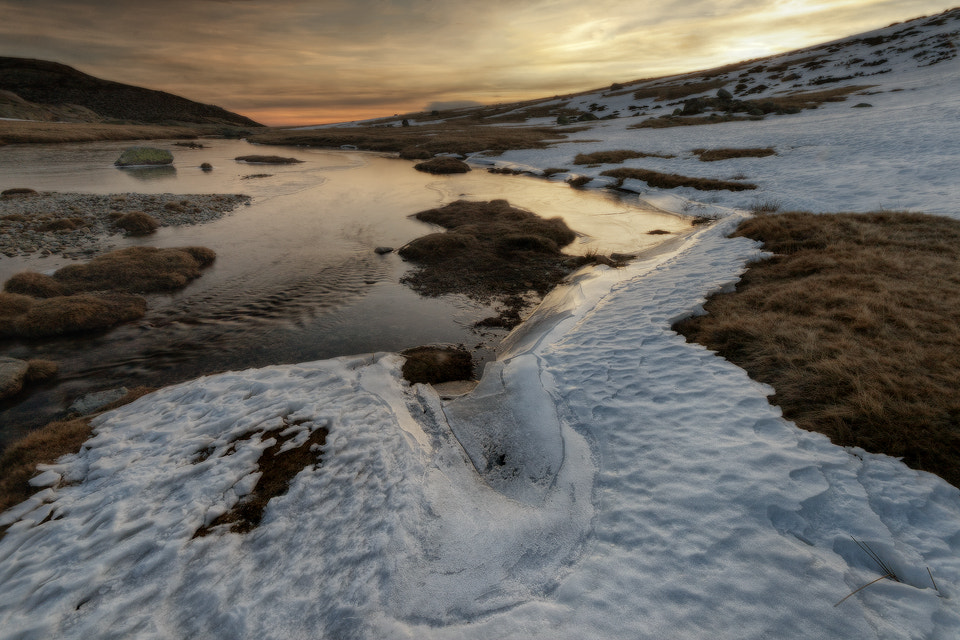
[0,57,262,127]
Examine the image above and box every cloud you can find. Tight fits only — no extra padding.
[0,0,956,125]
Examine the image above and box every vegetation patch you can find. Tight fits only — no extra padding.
[114,211,159,236]
[693,147,776,162]
[401,345,474,384]
[0,387,154,524]
[234,155,303,164]
[1,188,37,197]
[0,122,206,145]
[49,246,216,294]
[673,211,960,487]
[632,114,761,129]
[0,292,147,338]
[601,167,757,191]
[399,199,588,304]
[414,157,471,174]
[247,123,569,158]
[573,149,675,165]
[632,79,729,101]
[194,420,328,536]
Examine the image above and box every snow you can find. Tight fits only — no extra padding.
[2,10,960,640]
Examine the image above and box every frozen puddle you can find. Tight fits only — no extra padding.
[1,219,959,639]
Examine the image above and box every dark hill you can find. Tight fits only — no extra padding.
[0,57,262,127]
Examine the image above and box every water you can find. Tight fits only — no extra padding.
[0,139,689,443]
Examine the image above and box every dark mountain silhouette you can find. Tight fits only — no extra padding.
[0,57,262,127]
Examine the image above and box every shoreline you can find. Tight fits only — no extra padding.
[0,191,250,260]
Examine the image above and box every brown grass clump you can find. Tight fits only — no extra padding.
[601,167,757,191]
[52,246,216,293]
[194,419,327,536]
[631,114,760,129]
[673,211,960,487]
[414,157,471,174]
[114,211,159,236]
[0,292,147,338]
[1,188,37,197]
[693,147,776,161]
[24,359,58,382]
[0,387,154,520]
[399,199,582,300]
[632,79,729,101]
[37,217,86,232]
[248,123,568,158]
[574,150,675,165]
[566,176,593,188]
[401,345,474,384]
[234,155,303,164]
[3,271,71,298]
[0,122,205,145]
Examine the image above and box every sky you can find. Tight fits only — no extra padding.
[0,0,957,126]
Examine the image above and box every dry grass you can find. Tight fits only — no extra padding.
[632,79,730,101]
[24,359,58,382]
[601,167,758,191]
[673,211,960,487]
[414,157,471,174]
[398,199,581,301]
[401,345,474,384]
[248,123,569,158]
[631,114,761,129]
[761,85,874,110]
[0,122,205,145]
[51,246,216,294]
[693,147,776,162]
[3,271,71,298]
[574,149,675,165]
[194,420,327,535]
[0,292,147,338]
[234,155,302,164]
[114,211,159,236]
[0,387,154,521]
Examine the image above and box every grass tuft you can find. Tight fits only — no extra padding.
[601,167,757,191]
[414,157,471,174]
[674,211,960,487]
[693,147,776,162]
[574,149,674,165]
[114,211,159,236]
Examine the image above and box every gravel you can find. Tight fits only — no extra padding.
[0,191,251,259]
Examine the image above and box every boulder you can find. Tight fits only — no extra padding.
[0,356,29,399]
[114,147,174,167]
[68,387,128,415]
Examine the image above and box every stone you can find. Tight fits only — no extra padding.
[0,356,29,399]
[68,387,128,415]
[374,246,394,254]
[114,147,174,167]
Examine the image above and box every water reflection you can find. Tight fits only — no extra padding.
[120,165,178,181]
[0,139,689,444]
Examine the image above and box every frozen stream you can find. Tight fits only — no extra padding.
[0,138,688,443]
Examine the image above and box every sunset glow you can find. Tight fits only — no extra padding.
[1,0,956,126]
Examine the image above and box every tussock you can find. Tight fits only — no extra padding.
[674,211,960,487]
[52,246,216,293]
[414,157,471,174]
[0,122,205,145]
[401,345,474,384]
[114,211,159,236]
[0,293,147,338]
[399,199,582,302]
[574,149,675,165]
[601,167,757,191]
[234,155,302,164]
[693,147,776,161]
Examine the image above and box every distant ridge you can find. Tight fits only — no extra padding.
[0,57,262,127]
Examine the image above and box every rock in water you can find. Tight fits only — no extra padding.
[114,147,174,167]
[0,356,29,399]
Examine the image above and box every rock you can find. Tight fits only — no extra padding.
[717,88,733,100]
[200,162,213,171]
[68,387,128,415]
[0,356,29,399]
[114,147,174,167]
[374,246,394,254]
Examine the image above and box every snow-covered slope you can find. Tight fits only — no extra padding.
[1,9,959,640]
